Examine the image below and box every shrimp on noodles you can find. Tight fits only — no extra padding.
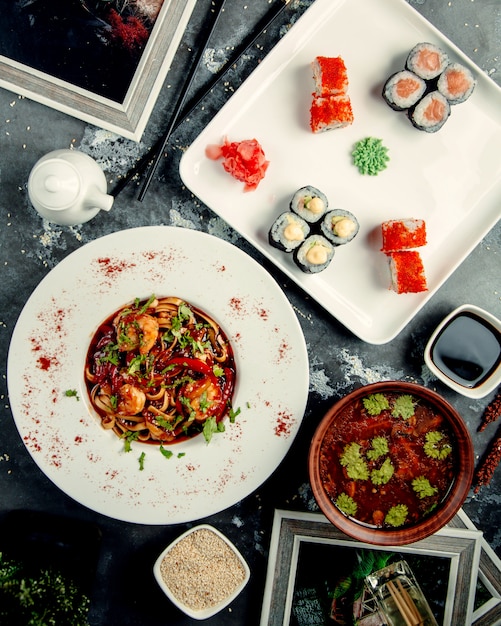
[117,384,146,415]
[85,296,236,445]
[114,311,159,355]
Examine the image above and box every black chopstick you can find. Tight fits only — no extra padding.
[111,0,291,201]
[175,0,291,130]
[136,0,229,202]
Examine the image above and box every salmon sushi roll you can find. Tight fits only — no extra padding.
[406,42,449,80]
[437,62,476,104]
[409,91,450,132]
[382,70,427,111]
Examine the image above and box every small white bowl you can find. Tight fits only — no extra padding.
[424,304,501,399]
[153,524,250,620]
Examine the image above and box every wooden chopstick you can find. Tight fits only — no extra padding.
[387,579,423,626]
[111,0,291,200]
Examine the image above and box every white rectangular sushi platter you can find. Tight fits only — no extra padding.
[180,0,501,344]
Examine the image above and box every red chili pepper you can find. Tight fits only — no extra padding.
[165,357,218,386]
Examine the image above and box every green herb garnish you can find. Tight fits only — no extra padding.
[391,395,416,420]
[385,504,408,527]
[202,417,225,444]
[213,365,224,377]
[138,451,146,470]
[122,431,139,453]
[138,294,156,314]
[371,458,394,486]
[367,436,388,460]
[412,476,438,499]
[336,493,358,516]
[424,431,452,460]
[178,302,193,321]
[198,392,212,414]
[340,442,369,480]
[229,406,241,423]
[64,389,80,401]
[99,342,120,365]
[159,445,174,459]
[363,393,390,416]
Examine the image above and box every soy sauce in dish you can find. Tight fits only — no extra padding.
[431,312,501,388]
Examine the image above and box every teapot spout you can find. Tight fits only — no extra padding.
[84,185,114,213]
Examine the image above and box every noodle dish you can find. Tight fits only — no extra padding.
[85,296,236,445]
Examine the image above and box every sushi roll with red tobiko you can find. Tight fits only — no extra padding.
[387,251,428,294]
[381,218,427,252]
[437,62,476,104]
[312,56,349,96]
[406,42,449,80]
[383,70,427,111]
[409,91,450,133]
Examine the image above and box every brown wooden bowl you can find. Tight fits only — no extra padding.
[308,381,474,546]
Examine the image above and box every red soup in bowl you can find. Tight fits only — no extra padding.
[309,382,474,545]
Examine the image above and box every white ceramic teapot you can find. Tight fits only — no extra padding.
[28,149,114,226]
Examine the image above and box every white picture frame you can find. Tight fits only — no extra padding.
[0,0,196,141]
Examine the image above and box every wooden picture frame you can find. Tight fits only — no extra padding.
[449,509,501,626]
[0,0,196,141]
[260,509,484,626]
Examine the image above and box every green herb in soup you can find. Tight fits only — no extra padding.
[319,392,457,530]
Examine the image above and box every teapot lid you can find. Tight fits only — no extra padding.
[29,159,81,210]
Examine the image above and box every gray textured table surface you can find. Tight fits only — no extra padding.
[0,1,500,624]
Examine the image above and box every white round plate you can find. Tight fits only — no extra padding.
[7,226,309,524]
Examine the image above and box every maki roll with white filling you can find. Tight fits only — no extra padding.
[294,235,334,274]
[290,186,328,223]
[269,212,310,252]
[409,91,450,132]
[382,70,427,111]
[406,42,449,80]
[437,63,476,104]
[320,209,359,245]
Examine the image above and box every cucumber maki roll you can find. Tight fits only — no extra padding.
[406,42,449,81]
[294,235,334,274]
[320,209,359,245]
[269,212,310,252]
[290,186,328,223]
[382,70,427,111]
[437,62,476,104]
[409,91,450,132]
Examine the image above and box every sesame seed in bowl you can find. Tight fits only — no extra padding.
[153,524,250,620]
